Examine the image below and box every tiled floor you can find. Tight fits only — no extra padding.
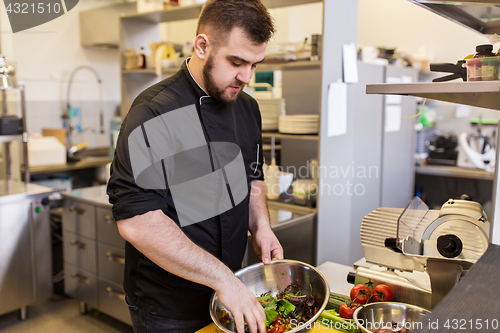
[0,296,134,333]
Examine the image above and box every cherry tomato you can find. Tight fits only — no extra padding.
[350,284,371,304]
[372,284,394,302]
[339,302,358,319]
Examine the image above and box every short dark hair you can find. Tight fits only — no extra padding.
[196,0,275,47]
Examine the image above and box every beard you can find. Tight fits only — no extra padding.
[202,52,244,103]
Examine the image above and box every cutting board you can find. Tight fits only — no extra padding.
[196,322,342,332]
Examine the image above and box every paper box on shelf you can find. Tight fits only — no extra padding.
[28,136,66,166]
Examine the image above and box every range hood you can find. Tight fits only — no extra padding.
[408,0,500,35]
[80,2,137,50]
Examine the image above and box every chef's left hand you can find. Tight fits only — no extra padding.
[252,226,283,264]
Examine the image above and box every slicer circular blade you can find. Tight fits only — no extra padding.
[421,216,489,261]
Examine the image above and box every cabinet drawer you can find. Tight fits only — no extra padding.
[96,207,124,248]
[97,243,125,284]
[63,230,97,274]
[62,200,96,239]
[98,278,132,325]
[64,264,98,308]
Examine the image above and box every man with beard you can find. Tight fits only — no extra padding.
[106,1,282,332]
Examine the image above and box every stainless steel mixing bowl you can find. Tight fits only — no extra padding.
[209,259,330,333]
[353,302,431,333]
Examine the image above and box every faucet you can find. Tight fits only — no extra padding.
[65,65,104,143]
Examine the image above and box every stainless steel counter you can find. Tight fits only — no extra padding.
[63,185,316,228]
[63,185,111,208]
[0,180,53,202]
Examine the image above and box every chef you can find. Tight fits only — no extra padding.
[106,1,282,332]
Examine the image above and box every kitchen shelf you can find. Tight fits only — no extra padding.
[256,60,321,72]
[121,0,322,23]
[121,60,321,77]
[121,68,157,75]
[262,144,282,151]
[415,165,494,181]
[25,156,111,175]
[366,81,500,111]
[262,131,319,141]
[408,0,500,35]
[0,134,22,143]
[267,199,317,214]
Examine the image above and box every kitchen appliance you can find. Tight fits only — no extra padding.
[348,196,490,310]
[0,180,54,319]
[456,131,495,172]
[425,133,458,166]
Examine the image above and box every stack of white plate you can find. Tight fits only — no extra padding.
[257,99,286,131]
[278,115,319,134]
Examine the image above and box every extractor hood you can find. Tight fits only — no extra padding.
[80,2,137,50]
[408,1,500,35]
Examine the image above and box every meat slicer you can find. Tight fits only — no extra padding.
[348,196,491,310]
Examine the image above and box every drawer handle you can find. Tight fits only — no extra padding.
[106,287,126,301]
[104,215,115,224]
[106,252,125,265]
[71,272,90,285]
[69,206,87,216]
[70,240,88,250]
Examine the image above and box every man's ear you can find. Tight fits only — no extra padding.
[194,34,210,60]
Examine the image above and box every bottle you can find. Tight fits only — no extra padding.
[468,44,495,82]
[264,157,280,200]
[138,47,146,69]
[474,44,495,58]
[482,56,498,81]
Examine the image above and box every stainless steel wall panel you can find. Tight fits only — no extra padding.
[381,66,418,208]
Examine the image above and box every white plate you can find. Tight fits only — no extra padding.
[263,123,279,131]
[279,115,319,122]
[278,125,318,134]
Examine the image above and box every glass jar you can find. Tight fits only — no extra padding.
[468,44,496,81]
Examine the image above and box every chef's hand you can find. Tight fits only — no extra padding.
[252,226,283,265]
[216,276,266,333]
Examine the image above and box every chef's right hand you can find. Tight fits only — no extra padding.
[216,277,266,333]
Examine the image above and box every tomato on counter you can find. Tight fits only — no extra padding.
[339,302,358,319]
[371,284,393,302]
[349,284,371,304]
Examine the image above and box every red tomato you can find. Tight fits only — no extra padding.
[339,302,358,319]
[350,284,371,304]
[372,284,393,302]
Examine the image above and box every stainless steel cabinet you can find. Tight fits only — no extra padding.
[62,188,130,325]
[0,181,53,319]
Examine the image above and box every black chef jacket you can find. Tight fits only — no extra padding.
[107,59,264,321]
